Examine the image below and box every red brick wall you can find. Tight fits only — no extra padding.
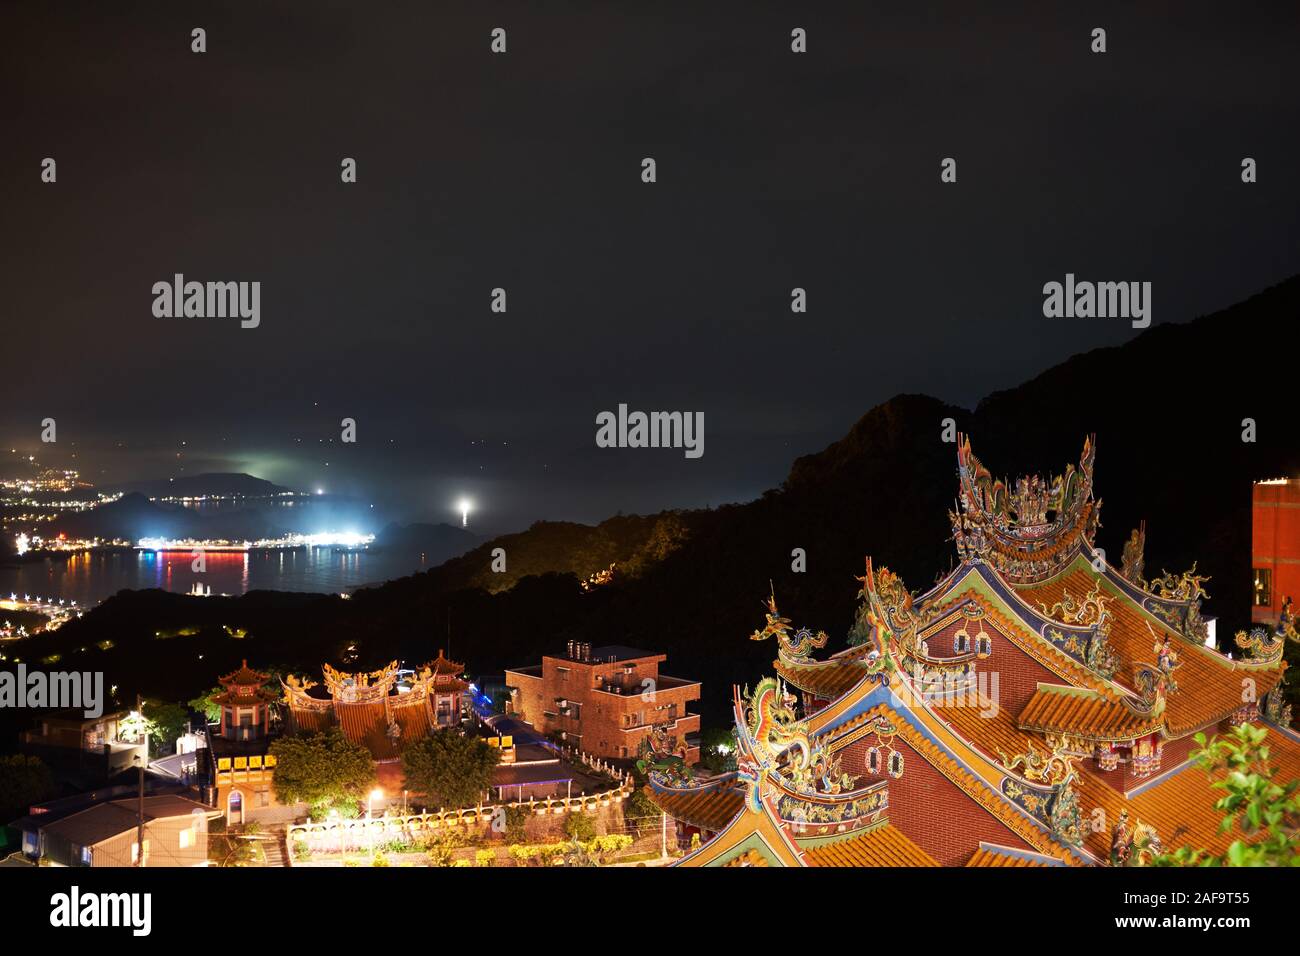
[982,620,1071,717]
[839,736,1034,865]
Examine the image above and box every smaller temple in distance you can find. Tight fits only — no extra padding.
[206,660,292,824]
[282,652,469,761]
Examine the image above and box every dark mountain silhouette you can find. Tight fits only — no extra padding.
[11,275,1300,732]
[371,522,482,568]
[49,493,291,542]
[96,472,298,499]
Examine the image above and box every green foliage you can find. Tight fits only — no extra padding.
[425,829,465,867]
[563,812,597,842]
[400,728,499,809]
[623,787,661,835]
[700,726,738,773]
[269,727,376,815]
[503,804,529,844]
[117,699,191,756]
[475,848,496,867]
[0,754,55,820]
[188,687,223,723]
[1152,724,1300,867]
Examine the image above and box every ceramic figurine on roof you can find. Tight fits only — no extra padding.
[950,434,1101,584]
[749,586,828,663]
[637,726,695,788]
[1121,523,1147,585]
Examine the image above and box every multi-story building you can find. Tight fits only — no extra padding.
[506,643,701,763]
[1253,477,1300,626]
[19,709,146,781]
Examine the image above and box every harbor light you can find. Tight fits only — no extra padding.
[457,497,473,528]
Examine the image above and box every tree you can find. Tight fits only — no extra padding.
[269,727,376,818]
[188,687,223,723]
[143,699,191,755]
[700,726,738,773]
[623,787,661,836]
[0,754,55,820]
[1152,724,1300,867]
[400,729,499,809]
[564,812,597,842]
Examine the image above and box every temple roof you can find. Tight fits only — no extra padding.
[1019,560,1285,737]
[427,649,464,676]
[966,843,1064,867]
[1072,725,1300,860]
[646,778,746,832]
[802,824,937,867]
[218,659,269,687]
[1018,684,1161,741]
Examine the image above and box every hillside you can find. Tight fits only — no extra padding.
[12,275,1300,730]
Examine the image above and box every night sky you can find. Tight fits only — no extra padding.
[4,2,1298,532]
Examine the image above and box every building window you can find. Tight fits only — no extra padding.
[953,629,970,654]
[888,751,904,778]
[179,828,193,850]
[866,747,880,774]
[976,631,992,657]
[79,844,92,866]
[1253,568,1272,607]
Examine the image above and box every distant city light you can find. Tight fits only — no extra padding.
[315,487,325,495]
[14,533,29,556]
[136,531,374,552]
[457,497,473,528]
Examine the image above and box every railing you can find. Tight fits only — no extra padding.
[285,774,634,863]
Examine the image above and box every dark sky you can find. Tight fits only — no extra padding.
[4,2,1298,532]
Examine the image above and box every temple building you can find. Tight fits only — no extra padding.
[204,660,297,825]
[282,652,469,762]
[648,436,1299,866]
[506,642,701,763]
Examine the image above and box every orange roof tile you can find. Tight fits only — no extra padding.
[966,844,1056,867]
[1074,725,1300,860]
[647,782,746,832]
[1019,683,1159,741]
[775,657,872,701]
[803,824,937,867]
[1020,568,1285,736]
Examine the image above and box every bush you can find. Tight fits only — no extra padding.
[564,812,597,842]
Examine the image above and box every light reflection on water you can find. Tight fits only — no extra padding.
[0,548,430,606]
